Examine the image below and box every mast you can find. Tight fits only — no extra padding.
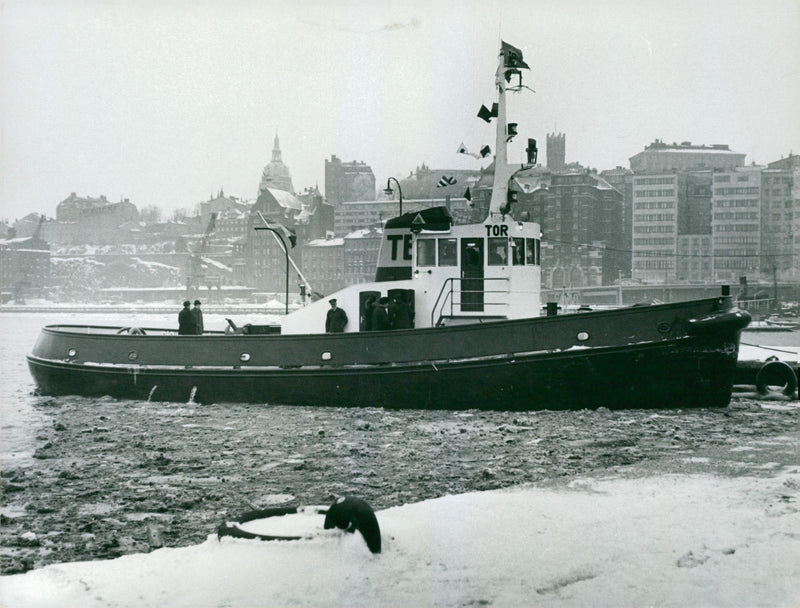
[488,42,530,216]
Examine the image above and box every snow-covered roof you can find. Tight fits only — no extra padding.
[344,228,382,239]
[130,257,180,271]
[266,188,303,211]
[306,237,344,247]
[636,147,744,156]
[200,257,233,272]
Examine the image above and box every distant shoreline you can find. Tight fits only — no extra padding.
[0,305,294,315]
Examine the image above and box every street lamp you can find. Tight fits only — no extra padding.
[383,177,403,216]
[254,224,290,315]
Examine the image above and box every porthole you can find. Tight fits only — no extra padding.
[321,352,332,361]
[657,322,671,334]
[576,331,589,342]
[240,353,251,362]
[128,351,138,361]
[68,348,77,357]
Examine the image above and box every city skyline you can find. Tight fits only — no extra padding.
[2,0,799,221]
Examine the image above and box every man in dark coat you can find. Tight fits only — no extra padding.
[178,300,196,335]
[371,297,390,331]
[388,295,412,330]
[325,299,348,333]
[191,300,204,334]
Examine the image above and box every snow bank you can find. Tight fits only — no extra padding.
[2,471,798,608]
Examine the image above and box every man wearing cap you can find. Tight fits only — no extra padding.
[191,300,204,334]
[178,300,196,335]
[325,298,348,333]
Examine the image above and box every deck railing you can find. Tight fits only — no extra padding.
[430,277,510,327]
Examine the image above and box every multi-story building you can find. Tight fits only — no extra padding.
[343,227,383,286]
[197,190,250,231]
[599,167,634,280]
[630,173,679,283]
[246,187,304,292]
[676,233,712,283]
[513,168,625,288]
[630,141,746,284]
[0,230,50,301]
[711,167,762,283]
[675,171,713,283]
[294,186,335,244]
[630,140,745,173]
[301,235,344,296]
[214,206,251,239]
[324,155,375,207]
[761,154,799,281]
[546,132,566,171]
[53,193,140,245]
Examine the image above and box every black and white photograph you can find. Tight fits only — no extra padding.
[1,0,799,605]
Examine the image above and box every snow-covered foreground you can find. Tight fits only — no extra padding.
[2,471,798,608]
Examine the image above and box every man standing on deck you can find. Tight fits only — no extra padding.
[178,300,196,335]
[191,300,204,334]
[325,298,348,333]
[371,297,391,331]
[388,295,412,330]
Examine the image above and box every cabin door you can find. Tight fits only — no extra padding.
[359,290,380,331]
[460,238,484,312]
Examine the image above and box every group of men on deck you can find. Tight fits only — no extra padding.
[178,300,204,335]
[325,295,412,333]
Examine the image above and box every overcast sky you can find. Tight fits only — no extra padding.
[2,0,799,221]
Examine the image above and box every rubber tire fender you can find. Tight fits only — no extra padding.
[755,360,798,397]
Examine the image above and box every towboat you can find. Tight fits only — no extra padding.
[27,42,750,410]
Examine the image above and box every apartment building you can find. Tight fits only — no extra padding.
[710,167,762,283]
[761,155,799,279]
[301,236,344,296]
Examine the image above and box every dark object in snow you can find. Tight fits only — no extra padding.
[324,496,381,554]
[217,506,305,542]
[755,359,798,397]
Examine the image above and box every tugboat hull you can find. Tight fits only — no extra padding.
[27,298,750,410]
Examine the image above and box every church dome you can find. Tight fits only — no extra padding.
[259,132,294,194]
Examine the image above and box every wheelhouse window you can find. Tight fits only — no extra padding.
[417,239,436,267]
[488,237,508,266]
[525,238,540,265]
[511,238,525,265]
[438,238,457,266]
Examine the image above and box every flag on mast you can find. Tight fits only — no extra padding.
[501,41,529,70]
[477,104,493,123]
[457,142,482,159]
[506,123,518,142]
[271,221,297,248]
[256,211,297,247]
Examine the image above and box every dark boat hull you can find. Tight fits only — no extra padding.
[27,297,750,410]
